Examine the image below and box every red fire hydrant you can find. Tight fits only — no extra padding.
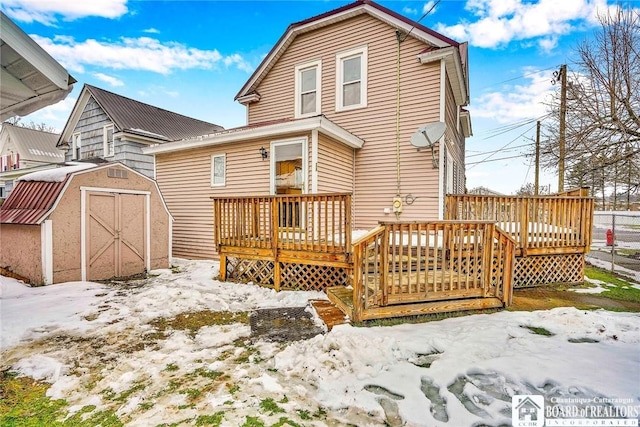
[606,229,614,246]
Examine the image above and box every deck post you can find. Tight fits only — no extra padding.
[220,254,227,282]
[271,197,280,291]
[520,198,529,255]
[380,223,390,306]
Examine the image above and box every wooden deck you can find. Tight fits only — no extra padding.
[445,189,594,287]
[213,190,594,321]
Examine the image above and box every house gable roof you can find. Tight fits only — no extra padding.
[235,0,465,103]
[0,122,64,163]
[58,84,224,146]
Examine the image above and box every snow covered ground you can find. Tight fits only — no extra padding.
[1,259,639,426]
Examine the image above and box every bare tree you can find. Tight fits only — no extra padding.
[2,118,57,133]
[539,6,639,195]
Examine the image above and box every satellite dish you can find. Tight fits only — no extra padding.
[410,122,446,148]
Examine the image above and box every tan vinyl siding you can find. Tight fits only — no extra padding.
[155,133,311,259]
[249,14,444,228]
[317,133,354,194]
[249,15,440,228]
[444,77,465,194]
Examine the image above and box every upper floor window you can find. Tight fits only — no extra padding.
[103,124,114,157]
[294,60,321,117]
[211,154,226,187]
[72,132,81,160]
[336,46,368,111]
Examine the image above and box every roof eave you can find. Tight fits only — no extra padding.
[142,116,364,155]
[235,1,455,101]
[460,110,472,137]
[418,47,469,106]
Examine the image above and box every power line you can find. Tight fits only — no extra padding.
[475,65,560,91]
[466,142,535,158]
[467,153,531,166]
[468,122,538,169]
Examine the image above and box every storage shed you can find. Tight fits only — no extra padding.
[0,162,172,285]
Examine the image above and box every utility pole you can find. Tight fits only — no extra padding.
[535,120,540,195]
[558,64,567,192]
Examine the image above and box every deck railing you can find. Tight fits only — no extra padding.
[445,192,594,255]
[213,193,351,256]
[351,221,515,321]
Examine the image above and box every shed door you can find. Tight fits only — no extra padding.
[86,192,146,280]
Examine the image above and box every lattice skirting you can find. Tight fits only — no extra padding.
[225,257,350,292]
[514,254,584,288]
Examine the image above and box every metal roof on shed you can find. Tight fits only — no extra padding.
[0,179,66,224]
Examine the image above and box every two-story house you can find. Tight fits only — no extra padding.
[144,0,471,259]
[0,123,65,198]
[57,84,223,178]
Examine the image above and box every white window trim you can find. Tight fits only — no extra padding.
[103,124,115,157]
[294,59,322,118]
[269,137,308,195]
[211,153,226,187]
[72,132,81,160]
[335,46,368,112]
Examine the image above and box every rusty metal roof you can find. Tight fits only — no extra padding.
[0,178,66,224]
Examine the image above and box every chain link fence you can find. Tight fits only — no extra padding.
[588,212,640,281]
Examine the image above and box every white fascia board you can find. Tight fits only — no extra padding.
[365,7,449,48]
[236,93,261,105]
[142,117,364,155]
[460,110,473,137]
[418,47,468,106]
[58,88,92,146]
[1,12,71,90]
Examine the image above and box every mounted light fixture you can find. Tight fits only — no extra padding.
[259,146,268,160]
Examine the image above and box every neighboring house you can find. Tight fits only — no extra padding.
[0,12,75,121]
[144,0,471,259]
[57,84,223,178]
[0,122,64,198]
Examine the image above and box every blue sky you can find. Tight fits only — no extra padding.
[2,0,619,194]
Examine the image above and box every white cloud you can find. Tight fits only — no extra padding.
[436,0,611,48]
[2,0,128,25]
[422,1,438,15]
[30,35,252,75]
[21,95,77,132]
[403,6,418,15]
[143,28,160,34]
[470,68,556,123]
[93,72,124,87]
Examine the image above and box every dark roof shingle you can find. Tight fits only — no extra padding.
[85,85,223,141]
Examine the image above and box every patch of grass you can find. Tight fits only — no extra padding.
[195,412,225,426]
[296,409,311,420]
[227,383,240,394]
[242,416,266,427]
[259,397,285,415]
[164,363,179,372]
[0,370,123,426]
[521,325,555,336]
[114,381,147,403]
[355,308,502,327]
[313,407,328,419]
[192,367,224,380]
[585,265,640,303]
[149,310,249,337]
[170,265,181,274]
[139,402,154,411]
[271,417,303,427]
[180,388,202,401]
